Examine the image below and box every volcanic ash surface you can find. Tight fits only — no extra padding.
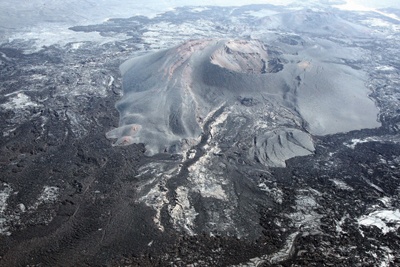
[107,39,379,166]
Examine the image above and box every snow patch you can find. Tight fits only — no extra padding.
[335,214,349,234]
[70,42,85,50]
[137,163,180,232]
[2,127,17,137]
[188,145,228,200]
[344,137,377,149]
[378,197,392,208]
[288,190,322,232]
[187,111,229,200]
[0,183,13,236]
[379,246,394,267]
[108,75,115,87]
[358,209,400,234]
[258,182,283,204]
[9,24,129,53]
[376,65,397,71]
[38,186,59,203]
[235,232,299,266]
[190,7,209,13]
[364,18,390,27]
[168,186,198,235]
[244,9,279,18]
[1,93,39,110]
[330,179,354,191]
[30,186,59,210]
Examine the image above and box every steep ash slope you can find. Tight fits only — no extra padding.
[107,40,274,154]
[108,39,379,166]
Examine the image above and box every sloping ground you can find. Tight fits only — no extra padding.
[257,9,373,37]
[108,38,379,166]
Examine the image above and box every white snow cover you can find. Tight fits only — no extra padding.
[0,184,12,235]
[358,209,400,234]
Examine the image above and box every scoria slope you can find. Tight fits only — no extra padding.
[107,39,379,166]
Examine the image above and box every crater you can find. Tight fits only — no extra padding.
[107,39,380,165]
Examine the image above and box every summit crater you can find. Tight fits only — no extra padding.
[107,38,379,167]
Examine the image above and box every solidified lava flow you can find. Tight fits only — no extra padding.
[2,3,400,265]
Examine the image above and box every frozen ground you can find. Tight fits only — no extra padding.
[0,1,400,266]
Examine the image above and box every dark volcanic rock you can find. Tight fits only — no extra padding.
[0,3,399,267]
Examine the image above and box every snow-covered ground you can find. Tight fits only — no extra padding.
[358,209,400,234]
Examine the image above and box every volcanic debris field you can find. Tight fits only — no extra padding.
[1,3,400,266]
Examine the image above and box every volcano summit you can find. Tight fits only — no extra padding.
[107,39,379,166]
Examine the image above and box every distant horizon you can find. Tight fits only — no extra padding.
[1,0,399,31]
[335,0,400,10]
